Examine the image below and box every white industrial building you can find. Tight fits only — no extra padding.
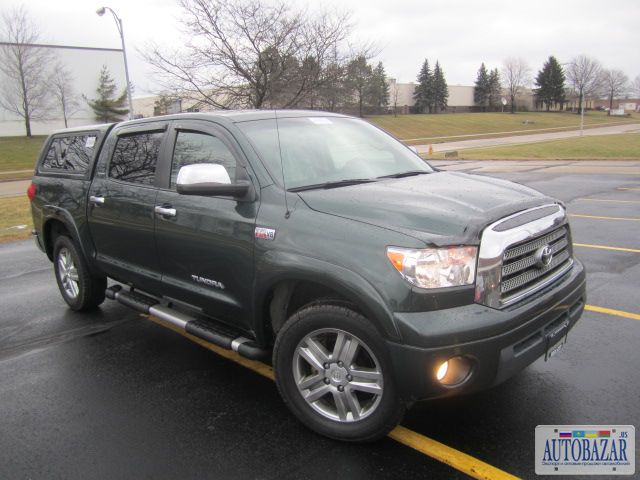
[0,43,127,137]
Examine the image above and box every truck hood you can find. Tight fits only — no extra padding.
[296,171,557,246]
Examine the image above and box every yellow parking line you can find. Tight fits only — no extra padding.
[585,305,640,321]
[389,426,520,480]
[616,187,640,191]
[573,243,640,253]
[145,314,520,480]
[569,214,640,221]
[577,198,640,204]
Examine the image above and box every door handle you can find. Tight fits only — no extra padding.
[89,195,105,205]
[155,206,177,217]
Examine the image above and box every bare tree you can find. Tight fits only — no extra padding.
[601,69,629,112]
[143,0,353,109]
[501,57,531,113]
[0,6,53,136]
[50,62,81,128]
[566,55,602,113]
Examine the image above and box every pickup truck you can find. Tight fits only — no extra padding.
[29,110,586,442]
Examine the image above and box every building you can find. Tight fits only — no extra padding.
[387,79,535,113]
[0,42,127,137]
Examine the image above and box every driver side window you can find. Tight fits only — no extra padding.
[171,131,237,188]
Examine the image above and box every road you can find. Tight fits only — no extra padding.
[1,163,639,479]
[414,122,640,153]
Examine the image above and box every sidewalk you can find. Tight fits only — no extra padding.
[414,123,640,154]
[0,179,30,197]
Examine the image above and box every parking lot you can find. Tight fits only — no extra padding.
[0,160,638,479]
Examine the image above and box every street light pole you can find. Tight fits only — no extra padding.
[96,6,134,120]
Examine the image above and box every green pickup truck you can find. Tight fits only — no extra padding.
[29,111,586,441]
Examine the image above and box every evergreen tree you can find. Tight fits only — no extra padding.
[474,63,490,110]
[346,55,373,117]
[85,65,129,122]
[533,56,564,112]
[487,68,502,110]
[548,56,566,110]
[368,62,389,114]
[534,61,551,110]
[432,61,448,113]
[413,59,433,113]
[534,56,565,111]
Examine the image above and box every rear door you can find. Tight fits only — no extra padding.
[88,122,169,292]
[154,120,259,330]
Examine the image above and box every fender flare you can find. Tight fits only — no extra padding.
[41,206,102,276]
[254,251,401,343]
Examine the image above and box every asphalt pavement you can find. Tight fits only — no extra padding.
[1,162,639,479]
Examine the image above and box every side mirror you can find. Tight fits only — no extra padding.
[176,163,250,197]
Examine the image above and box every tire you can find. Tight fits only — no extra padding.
[273,304,405,442]
[53,235,106,311]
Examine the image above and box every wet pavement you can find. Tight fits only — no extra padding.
[1,164,639,479]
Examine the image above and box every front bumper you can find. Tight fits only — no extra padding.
[387,259,586,401]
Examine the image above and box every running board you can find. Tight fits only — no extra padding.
[105,285,270,361]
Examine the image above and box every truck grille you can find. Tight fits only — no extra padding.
[500,226,572,303]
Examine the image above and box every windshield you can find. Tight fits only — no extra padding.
[236,116,433,190]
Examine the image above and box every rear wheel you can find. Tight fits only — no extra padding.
[273,304,404,442]
[53,236,106,311]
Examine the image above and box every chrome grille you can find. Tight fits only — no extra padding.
[500,226,572,303]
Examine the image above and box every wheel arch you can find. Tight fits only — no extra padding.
[255,254,401,346]
[42,207,101,276]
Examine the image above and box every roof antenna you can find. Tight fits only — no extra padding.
[274,109,291,219]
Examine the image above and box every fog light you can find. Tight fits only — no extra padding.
[436,361,449,381]
[435,356,473,387]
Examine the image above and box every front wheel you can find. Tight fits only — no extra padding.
[53,235,106,311]
[273,304,404,442]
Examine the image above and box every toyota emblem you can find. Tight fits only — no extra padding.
[535,245,553,268]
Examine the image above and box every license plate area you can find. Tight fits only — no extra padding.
[544,318,570,361]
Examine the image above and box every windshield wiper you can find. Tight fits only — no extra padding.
[288,178,376,192]
[377,170,431,179]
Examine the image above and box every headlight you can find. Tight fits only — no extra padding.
[386,246,477,289]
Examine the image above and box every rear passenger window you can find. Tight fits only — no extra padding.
[42,135,96,173]
[109,132,163,186]
[171,131,237,187]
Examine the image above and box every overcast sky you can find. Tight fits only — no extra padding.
[4,0,639,97]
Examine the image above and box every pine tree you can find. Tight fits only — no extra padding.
[368,62,389,114]
[474,63,490,110]
[85,65,129,122]
[534,56,566,111]
[432,61,448,113]
[548,56,566,111]
[413,59,433,113]
[534,57,553,111]
[346,55,373,117]
[488,68,502,110]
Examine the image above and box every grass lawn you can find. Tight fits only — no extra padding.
[0,135,46,177]
[368,111,639,145]
[0,195,32,243]
[428,133,640,160]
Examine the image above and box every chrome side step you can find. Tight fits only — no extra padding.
[105,285,270,361]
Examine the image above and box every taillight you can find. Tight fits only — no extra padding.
[27,182,37,201]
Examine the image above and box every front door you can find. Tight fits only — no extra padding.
[88,124,168,293]
[154,121,258,330]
